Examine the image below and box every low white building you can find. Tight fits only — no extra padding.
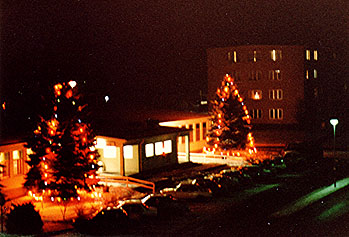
[122,110,211,153]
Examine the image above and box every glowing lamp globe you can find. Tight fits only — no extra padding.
[330,119,338,127]
[68,80,77,88]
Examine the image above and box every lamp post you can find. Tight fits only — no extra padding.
[330,118,339,187]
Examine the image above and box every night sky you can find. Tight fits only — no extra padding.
[1,0,348,136]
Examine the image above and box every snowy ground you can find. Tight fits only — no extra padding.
[9,186,144,233]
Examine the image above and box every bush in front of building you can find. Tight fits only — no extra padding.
[6,202,43,235]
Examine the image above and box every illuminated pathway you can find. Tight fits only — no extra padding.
[271,177,349,217]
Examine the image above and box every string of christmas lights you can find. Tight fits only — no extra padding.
[25,81,100,202]
[204,74,257,156]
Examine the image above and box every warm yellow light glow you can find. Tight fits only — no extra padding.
[104,146,117,158]
[164,140,172,154]
[123,145,133,159]
[314,50,318,60]
[44,165,48,169]
[306,50,311,60]
[271,50,276,61]
[79,128,84,133]
[234,90,239,96]
[218,113,221,118]
[253,91,260,100]
[96,138,106,148]
[12,150,20,159]
[145,143,154,157]
[155,142,163,156]
[206,137,209,142]
[224,86,229,93]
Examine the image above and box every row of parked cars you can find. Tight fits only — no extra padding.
[74,193,189,235]
[75,142,322,235]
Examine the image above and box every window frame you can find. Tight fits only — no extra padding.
[269,89,283,100]
[250,109,262,119]
[269,108,283,120]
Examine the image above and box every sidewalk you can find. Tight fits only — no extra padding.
[271,177,349,217]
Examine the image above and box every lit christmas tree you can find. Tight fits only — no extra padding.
[205,74,256,155]
[25,81,99,199]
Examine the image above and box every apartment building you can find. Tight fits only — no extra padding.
[207,45,320,144]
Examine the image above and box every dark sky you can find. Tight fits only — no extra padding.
[1,0,348,134]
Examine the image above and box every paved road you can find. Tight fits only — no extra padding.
[127,160,349,236]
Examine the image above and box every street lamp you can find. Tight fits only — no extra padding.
[330,118,339,187]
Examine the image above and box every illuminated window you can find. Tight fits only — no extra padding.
[155,142,163,156]
[13,150,22,175]
[0,152,9,178]
[314,69,318,78]
[145,143,154,157]
[306,70,309,80]
[248,50,261,62]
[250,90,262,100]
[96,138,106,148]
[233,51,238,62]
[250,109,262,119]
[228,51,238,62]
[270,50,282,61]
[269,109,283,120]
[249,70,262,81]
[269,70,281,80]
[314,50,318,60]
[104,146,117,158]
[164,140,172,154]
[306,50,311,60]
[269,89,283,100]
[123,145,133,159]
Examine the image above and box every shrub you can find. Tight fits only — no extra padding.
[6,202,43,235]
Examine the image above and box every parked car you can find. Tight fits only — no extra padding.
[73,207,129,235]
[282,141,323,169]
[194,177,223,196]
[160,182,213,200]
[117,199,157,221]
[141,193,189,218]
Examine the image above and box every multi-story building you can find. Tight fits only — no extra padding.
[207,45,320,145]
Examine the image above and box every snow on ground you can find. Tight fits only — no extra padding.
[8,186,145,233]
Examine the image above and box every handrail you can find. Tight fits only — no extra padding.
[178,152,247,167]
[178,152,245,160]
[97,175,155,194]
